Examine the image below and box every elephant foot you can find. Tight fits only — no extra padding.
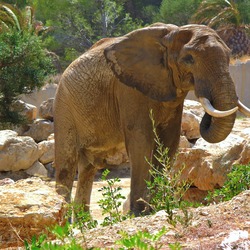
[125,197,152,217]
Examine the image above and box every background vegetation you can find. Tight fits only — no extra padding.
[3,0,249,68]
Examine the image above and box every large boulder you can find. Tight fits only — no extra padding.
[25,161,48,177]
[39,98,54,121]
[174,134,247,194]
[0,178,66,248]
[20,82,58,115]
[10,100,37,123]
[38,138,55,164]
[181,110,201,140]
[0,130,41,171]
[23,119,54,142]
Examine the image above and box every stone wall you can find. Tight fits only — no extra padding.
[230,60,250,108]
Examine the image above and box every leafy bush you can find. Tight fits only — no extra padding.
[98,169,130,226]
[0,29,54,125]
[24,222,83,250]
[205,164,250,203]
[116,227,167,250]
[145,110,192,226]
[65,203,98,233]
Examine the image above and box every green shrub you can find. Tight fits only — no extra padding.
[145,110,192,226]
[205,164,250,203]
[0,29,54,125]
[116,227,167,250]
[98,169,130,226]
[65,203,98,233]
[24,222,83,249]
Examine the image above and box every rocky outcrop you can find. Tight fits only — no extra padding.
[11,100,37,123]
[20,81,59,115]
[83,191,250,249]
[23,119,54,142]
[0,130,54,177]
[39,98,54,121]
[38,135,55,164]
[173,134,247,199]
[0,130,41,172]
[0,177,66,248]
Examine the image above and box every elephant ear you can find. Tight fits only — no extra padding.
[104,24,178,102]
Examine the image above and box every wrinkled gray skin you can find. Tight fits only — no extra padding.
[54,23,238,216]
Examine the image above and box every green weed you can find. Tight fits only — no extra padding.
[145,110,192,226]
[98,169,130,226]
[205,164,250,203]
[116,227,167,250]
[24,222,83,249]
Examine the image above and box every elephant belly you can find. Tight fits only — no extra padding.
[83,141,126,169]
[76,115,125,168]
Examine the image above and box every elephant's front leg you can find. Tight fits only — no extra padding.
[124,129,154,216]
[157,103,183,160]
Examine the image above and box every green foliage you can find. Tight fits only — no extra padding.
[0,3,49,35]
[205,164,250,203]
[191,0,250,28]
[168,242,183,250]
[116,227,167,250]
[33,0,142,67]
[24,222,83,249]
[237,0,250,24]
[98,169,130,226]
[1,1,32,9]
[66,203,98,233]
[155,0,202,26]
[145,110,192,226]
[0,29,54,125]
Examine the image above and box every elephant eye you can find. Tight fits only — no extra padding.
[181,54,194,65]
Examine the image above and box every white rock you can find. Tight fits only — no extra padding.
[0,177,66,248]
[173,134,247,191]
[181,110,201,140]
[23,119,54,142]
[26,161,48,177]
[10,100,37,122]
[38,139,55,164]
[0,130,41,171]
[179,135,191,148]
[39,98,54,120]
[184,99,204,118]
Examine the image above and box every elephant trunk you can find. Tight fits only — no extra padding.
[198,77,238,143]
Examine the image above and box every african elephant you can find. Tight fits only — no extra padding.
[54,23,250,216]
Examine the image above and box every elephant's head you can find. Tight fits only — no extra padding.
[104,23,250,143]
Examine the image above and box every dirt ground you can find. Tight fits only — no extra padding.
[82,190,250,249]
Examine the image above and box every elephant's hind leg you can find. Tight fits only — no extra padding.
[74,151,97,212]
[55,124,78,203]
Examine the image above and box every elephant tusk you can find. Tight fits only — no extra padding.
[237,100,250,117]
[199,97,238,118]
